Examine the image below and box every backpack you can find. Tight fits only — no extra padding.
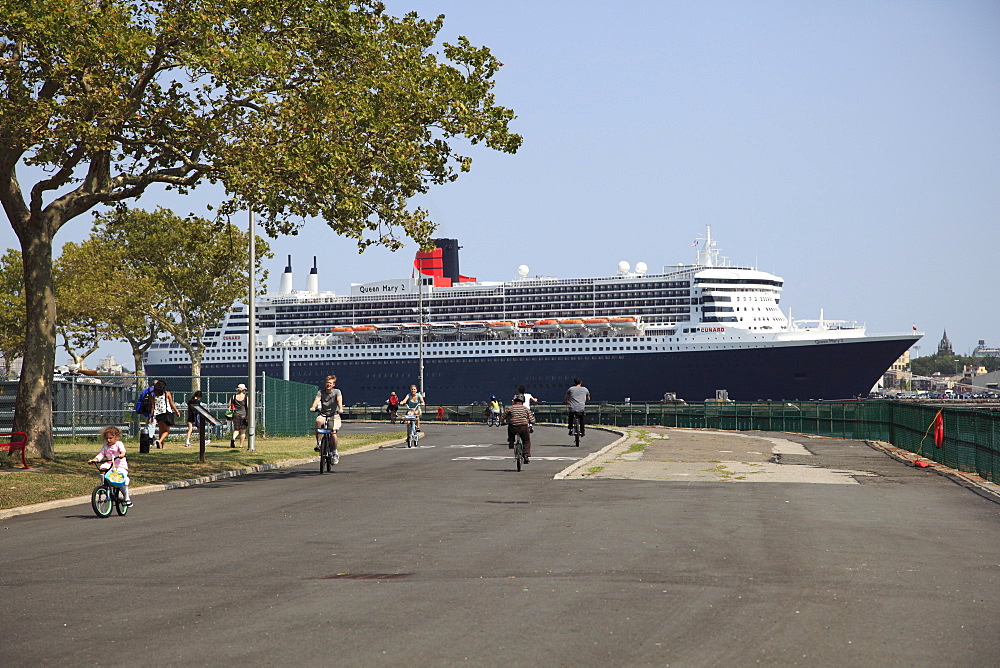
[135,387,153,415]
[388,395,399,407]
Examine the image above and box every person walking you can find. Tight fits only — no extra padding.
[501,394,535,463]
[563,377,590,437]
[229,383,249,449]
[151,379,180,448]
[385,391,399,423]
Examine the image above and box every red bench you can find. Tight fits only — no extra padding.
[0,432,29,469]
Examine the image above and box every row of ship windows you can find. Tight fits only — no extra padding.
[267,301,695,319]
[165,337,774,364]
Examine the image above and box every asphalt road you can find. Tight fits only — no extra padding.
[2,423,999,666]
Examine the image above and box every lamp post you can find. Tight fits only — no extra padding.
[247,209,256,452]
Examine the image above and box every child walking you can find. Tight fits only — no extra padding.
[88,426,132,507]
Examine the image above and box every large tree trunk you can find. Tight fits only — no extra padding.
[14,226,56,459]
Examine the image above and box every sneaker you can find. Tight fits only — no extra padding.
[508,443,514,449]
[313,445,320,452]
[125,499,133,507]
[184,442,191,447]
[333,452,340,465]
[523,457,530,464]
[206,440,212,445]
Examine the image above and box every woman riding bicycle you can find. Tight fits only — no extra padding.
[310,375,343,463]
[403,384,425,431]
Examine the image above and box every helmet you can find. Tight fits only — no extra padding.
[490,395,496,399]
[512,394,524,403]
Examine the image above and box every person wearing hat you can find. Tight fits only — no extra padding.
[385,391,399,423]
[501,394,535,463]
[228,383,249,448]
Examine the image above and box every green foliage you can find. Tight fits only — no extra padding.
[89,206,272,379]
[911,353,971,377]
[0,0,521,244]
[0,249,25,369]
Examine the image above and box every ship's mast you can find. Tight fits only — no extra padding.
[695,225,718,267]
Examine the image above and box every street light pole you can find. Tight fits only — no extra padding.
[247,209,256,452]
[418,266,425,398]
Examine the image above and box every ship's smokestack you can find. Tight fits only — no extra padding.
[279,255,293,294]
[305,256,319,293]
[435,238,461,284]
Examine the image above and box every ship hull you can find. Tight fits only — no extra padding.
[146,334,917,404]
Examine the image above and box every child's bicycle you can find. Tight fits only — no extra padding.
[402,413,419,448]
[91,458,129,517]
[486,410,501,427]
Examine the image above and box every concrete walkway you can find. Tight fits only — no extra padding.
[559,426,1000,500]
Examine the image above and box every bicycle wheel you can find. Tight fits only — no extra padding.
[319,435,328,473]
[407,423,416,448]
[515,439,523,471]
[575,429,581,447]
[91,485,113,517]
[113,488,129,516]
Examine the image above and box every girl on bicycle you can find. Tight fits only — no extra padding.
[404,384,425,431]
[88,426,132,507]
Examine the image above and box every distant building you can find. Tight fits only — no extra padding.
[937,330,954,356]
[972,339,1000,360]
[881,349,912,390]
[95,355,125,374]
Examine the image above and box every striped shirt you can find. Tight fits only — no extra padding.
[502,404,534,427]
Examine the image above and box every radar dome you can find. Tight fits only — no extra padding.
[617,261,630,275]
[635,261,648,275]
[517,264,529,277]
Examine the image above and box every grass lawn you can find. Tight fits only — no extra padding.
[0,430,402,511]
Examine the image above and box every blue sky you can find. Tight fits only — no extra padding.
[3,0,998,365]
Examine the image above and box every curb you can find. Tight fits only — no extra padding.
[553,427,629,480]
[0,437,404,521]
[866,440,1000,503]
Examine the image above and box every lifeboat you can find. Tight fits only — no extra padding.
[331,326,354,337]
[611,316,639,332]
[459,321,488,335]
[402,323,429,337]
[584,317,612,331]
[517,321,535,329]
[559,318,586,331]
[373,324,400,339]
[430,322,458,335]
[533,319,560,332]
[488,321,516,333]
[353,325,377,340]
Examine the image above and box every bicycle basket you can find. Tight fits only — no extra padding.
[104,469,127,487]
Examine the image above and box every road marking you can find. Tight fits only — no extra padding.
[452,456,583,461]
[448,444,494,448]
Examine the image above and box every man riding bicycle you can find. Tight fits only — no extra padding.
[564,377,590,437]
[310,375,344,464]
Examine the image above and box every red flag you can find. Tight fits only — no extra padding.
[933,412,944,448]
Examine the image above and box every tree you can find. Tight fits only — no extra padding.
[92,206,271,390]
[0,1,521,458]
[56,234,162,376]
[0,249,25,375]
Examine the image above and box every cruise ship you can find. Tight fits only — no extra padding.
[144,229,921,403]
